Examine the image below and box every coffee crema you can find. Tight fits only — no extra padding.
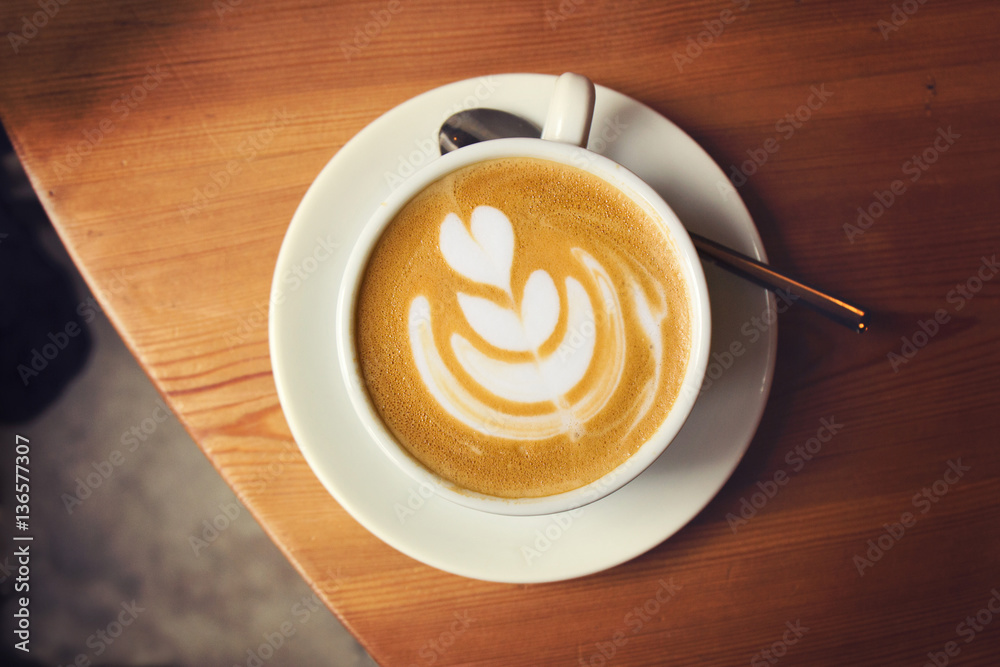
[355,157,691,498]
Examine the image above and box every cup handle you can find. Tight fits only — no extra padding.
[540,72,596,147]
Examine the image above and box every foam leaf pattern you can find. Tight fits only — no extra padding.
[407,248,634,439]
[451,277,594,403]
[457,292,527,351]
[457,269,560,352]
[439,206,514,293]
[519,270,560,350]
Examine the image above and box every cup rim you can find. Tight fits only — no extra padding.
[336,138,711,516]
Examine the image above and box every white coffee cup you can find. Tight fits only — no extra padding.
[337,74,711,516]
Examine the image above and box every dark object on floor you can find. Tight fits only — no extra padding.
[0,131,92,423]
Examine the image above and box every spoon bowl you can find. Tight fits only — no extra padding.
[439,109,541,155]
[437,107,869,332]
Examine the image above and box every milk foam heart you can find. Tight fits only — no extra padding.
[355,157,692,498]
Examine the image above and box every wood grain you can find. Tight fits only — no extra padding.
[2,0,999,664]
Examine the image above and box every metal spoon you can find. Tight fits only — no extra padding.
[439,109,869,332]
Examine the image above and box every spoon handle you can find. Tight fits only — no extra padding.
[689,232,869,332]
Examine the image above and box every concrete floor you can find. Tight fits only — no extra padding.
[0,146,375,666]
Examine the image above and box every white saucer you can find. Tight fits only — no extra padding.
[269,74,776,583]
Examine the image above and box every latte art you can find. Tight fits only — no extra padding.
[356,158,692,498]
[409,205,666,443]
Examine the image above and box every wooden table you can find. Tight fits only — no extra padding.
[4,0,999,664]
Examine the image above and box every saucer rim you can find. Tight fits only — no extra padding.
[268,72,776,583]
